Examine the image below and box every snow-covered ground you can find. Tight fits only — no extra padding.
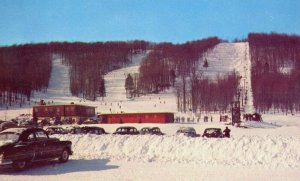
[1,116,300,181]
[1,43,300,180]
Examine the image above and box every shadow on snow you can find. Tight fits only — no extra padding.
[0,159,118,175]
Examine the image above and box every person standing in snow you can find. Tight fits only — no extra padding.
[223,127,231,138]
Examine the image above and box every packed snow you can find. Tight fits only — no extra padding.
[54,126,300,168]
[1,43,300,181]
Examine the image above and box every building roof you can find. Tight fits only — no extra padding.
[33,104,96,108]
[100,112,174,115]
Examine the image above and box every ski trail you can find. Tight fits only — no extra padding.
[102,52,177,114]
[244,43,255,113]
[202,42,255,113]
[33,58,72,102]
[104,53,147,101]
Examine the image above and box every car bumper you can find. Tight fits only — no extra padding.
[0,159,13,166]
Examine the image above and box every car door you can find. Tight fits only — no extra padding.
[22,132,41,161]
[36,130,62,158]
[34,130,53,159]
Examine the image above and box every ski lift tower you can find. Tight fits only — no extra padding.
[231,101,241,126]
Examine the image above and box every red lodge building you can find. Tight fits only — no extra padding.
[32,104,96,123]
[100,112,174,124]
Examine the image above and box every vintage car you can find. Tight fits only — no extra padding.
[0,121,18,132]
[82,120,97,124]
[176,127,200,137]
[0,127,72,170]
[45,126,68,135]
[67,126,84,134]
[81,126,107,135]
[202,128,224,138]
[140,127,164,135]
[37,119,51,127]
[113,126,139,135]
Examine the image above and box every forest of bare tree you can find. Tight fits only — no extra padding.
[1,33,300,113]
[249,33,300,113]
[0,41,149,107]
[136,37,240,113]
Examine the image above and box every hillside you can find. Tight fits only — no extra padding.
[1,42,300,181]
[201,42,254,113]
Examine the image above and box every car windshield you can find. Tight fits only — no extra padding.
[0,133,19,146]
[183,128,195,133]
[206,129,219,134]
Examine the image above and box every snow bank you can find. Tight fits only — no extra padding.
[56,134,300,168]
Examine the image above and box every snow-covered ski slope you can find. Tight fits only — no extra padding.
[100,52,177,114]
[33,58,72,101]
[2,42,255,117]
[201,42,255,113]
[30,52,177,115]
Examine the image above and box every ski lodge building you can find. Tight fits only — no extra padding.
[99,112,174,124]
[32,104,96,123]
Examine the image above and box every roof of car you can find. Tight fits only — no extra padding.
[46,126,63,129]
[0,127,27,134]
[179,127,196,131]
[117,126,137,129]
[205,128,222,130]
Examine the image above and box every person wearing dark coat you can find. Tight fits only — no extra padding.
[223,127,231,138]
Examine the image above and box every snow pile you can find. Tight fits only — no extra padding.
[241,121,281,129]
[56,134,300,168]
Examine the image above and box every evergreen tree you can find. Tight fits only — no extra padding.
[125,74,134,98]
[203,58,208,69]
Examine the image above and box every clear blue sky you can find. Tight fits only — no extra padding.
[0,0,299,46]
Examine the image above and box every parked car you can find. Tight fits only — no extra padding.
[82,119,98,125]
[38,119,51,127]
[67,126,84,134]
[140,127,164,135]
[45,126,68,135]
[17,119,37,128]
[113,126,139,135]
[140,127,151,135]
[50,119,63,126]
[0,127,72,171]
[0,121,18,132]
[81,126,107,135]
[202,128,224,138]
[176,127,200,137]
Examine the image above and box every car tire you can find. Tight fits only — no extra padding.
[13,160,27,171]
[59,149,69,163]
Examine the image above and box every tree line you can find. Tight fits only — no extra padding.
[248,33,300,113]
[191,72,240,113]
[0,44,52,106]
[0,40,149,107]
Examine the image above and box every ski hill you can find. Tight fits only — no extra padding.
[101,52,177,114]
[2,42,256,118]
[1,43,300,181]
[201,42,254,113]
